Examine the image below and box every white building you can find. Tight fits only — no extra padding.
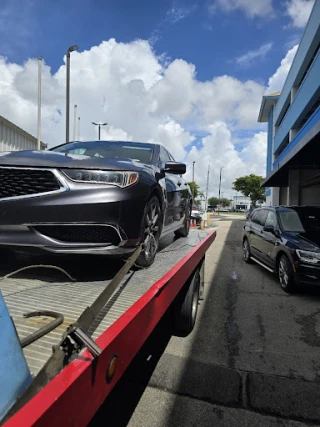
[231,195,266,210]
[0,115,47,152]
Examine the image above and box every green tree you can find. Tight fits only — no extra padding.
[208,196,231,207]
[198,191,205,200]
[208,196,219,206]
[188,182,200,199]
[221,198,231,207]
[233,174,266,207]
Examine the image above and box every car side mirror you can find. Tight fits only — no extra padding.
[163,161,186,175]
[263,225,280,236]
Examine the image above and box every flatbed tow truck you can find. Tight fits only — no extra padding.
[0,228,216,427]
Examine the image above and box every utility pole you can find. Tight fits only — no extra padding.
[73,105,77,141]
[37,56,42,150]
[192,161,195,202]
[78,117,80,141]
[218,167,223,204]
[205,160,210,212]
[66,45,78,144]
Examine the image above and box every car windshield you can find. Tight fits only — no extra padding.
[51,141,155,163]
[279,208,320,233]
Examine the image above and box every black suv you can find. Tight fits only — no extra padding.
[242,206,320,293]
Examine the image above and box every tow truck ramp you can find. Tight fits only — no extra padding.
[1,229,216,427]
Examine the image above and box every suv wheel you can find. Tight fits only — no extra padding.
[243,238,251,263]
[278,255,295,293]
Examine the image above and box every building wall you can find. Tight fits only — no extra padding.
[0,122,37,151]
[259,2,320,207]
[267,107,274,174]
[0,116,46,151]
[273,0,320,128]
[274,49,320,155]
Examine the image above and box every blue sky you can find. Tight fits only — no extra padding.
[0,0,315,196]
[1,0,304,82]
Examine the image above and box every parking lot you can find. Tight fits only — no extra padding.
[91,217,320,426]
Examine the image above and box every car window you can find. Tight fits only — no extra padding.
[265,211,278,228]
[160,147,172,168]
[252,209,267,226]
[52,141,155,163]
[294,208,320,231]
[279,211,305,232]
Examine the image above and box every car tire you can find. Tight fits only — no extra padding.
[243,238,251,263]
[135,196,162,268]
[175,203,191,238]
[278,254,296,293]
[173,267,200,336]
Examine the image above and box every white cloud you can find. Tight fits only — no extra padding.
[165,4,197,24]
[184,123,267,198]
[0,37,270,199]
[235,42,273,67]
[267,44,298,92]
[150,2,196,45]
[285,0,315,28]
[209,0,274,18]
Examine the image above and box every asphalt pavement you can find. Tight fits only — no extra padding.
[90,218,320,427]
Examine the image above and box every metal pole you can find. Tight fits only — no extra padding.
[78,117,80,141]
[98,124,101,140]
[73,105,77,141]
[192,161,195,201]
[37,56,42,150]
[65,45,78,145]
[205,160,210,212]
[66,52,70,145]
[218,167,223,203]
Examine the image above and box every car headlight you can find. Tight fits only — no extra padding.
[296,250,320,264]
[61,169,138,188]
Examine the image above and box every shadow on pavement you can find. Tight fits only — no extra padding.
[90,218,320,426]
[89,309,174,427]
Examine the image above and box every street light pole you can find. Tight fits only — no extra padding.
[73,105,77,141]
[218,167,223,210]
[78,117,80,141]
[66,45,78,144]
[92,122,108,140]
[37,56,42,150]
[192,161,195,201]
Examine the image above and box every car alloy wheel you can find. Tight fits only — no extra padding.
[278,255,295,293]
[144,201,160,260]
[136,196,162,268]
[175,203,191,238]
[243,239,251,263]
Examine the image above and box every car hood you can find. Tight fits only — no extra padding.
[0,150,148,172]
[283,231,320,252]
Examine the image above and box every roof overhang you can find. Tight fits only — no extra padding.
[257,91,281,123]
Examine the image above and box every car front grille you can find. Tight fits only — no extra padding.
[34,225,121,245]
[0,168,61,200]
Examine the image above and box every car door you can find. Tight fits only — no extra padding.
[167,150,189,220]
[260,210,279,268]
[160,147,182,230]
[249,209,268,259]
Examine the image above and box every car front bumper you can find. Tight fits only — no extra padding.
[0,176,150,255]
[295,263,320,286]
